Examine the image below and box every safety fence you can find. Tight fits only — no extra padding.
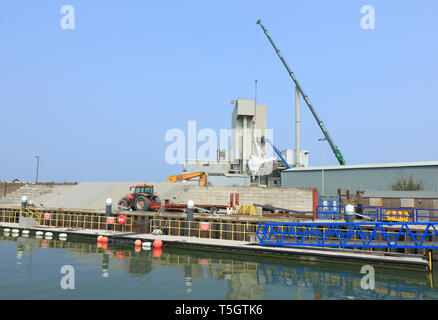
[0,208,134,233]
[149,218,257,242]
[0,208,257,241]
[317,206,438,223]
[256,222,438,249]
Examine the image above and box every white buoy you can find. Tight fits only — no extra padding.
[22,230,30,235]
[36,231,44,236]
[142,242,152,250]
[59,233,67,239]
[12,229,19,233]
[45,232,53,237]
[4,228,11,233]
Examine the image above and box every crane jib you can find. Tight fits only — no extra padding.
[257,19,346,166]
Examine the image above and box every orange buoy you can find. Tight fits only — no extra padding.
[135,239,142,246]
[97,236,103,242]
[102,236,109,243]
[115,251,125,261]
[153,248,162,258]
[153,239,163,249]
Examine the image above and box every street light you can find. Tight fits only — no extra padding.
[318,138,327,196]
[35,155,40,184]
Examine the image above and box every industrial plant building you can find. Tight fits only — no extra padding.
[182,99,438,196]
[183,98,309,187]
[281,161,438,195]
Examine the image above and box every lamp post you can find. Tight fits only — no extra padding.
[35,156,40,184]
[318,138,327,196]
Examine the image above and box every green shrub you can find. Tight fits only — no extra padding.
[390,176,424,191]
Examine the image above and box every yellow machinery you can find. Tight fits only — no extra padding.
[237,205,258,216]
[165,172,208,186]
[383,210,410,222]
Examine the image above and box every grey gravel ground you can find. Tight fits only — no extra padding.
[0,182,188,211]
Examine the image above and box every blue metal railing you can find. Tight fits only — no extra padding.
[318,196,341,220]
[355,207,380,221]
[317,206,438,223]
[317,205,344,220]
[256,222,438,249]
[415,209,438,223]
[379,208,415,222]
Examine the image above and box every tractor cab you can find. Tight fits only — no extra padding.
[131,184,154,196]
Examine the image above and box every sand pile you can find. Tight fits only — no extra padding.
[26,182,188,210]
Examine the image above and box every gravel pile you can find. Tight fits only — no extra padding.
[27,182,188,211]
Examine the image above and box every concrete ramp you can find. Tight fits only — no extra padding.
[0,182,313,213]
[1,182,186,211]
[41,182,141,210]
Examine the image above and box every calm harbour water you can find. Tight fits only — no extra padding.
[0,233,437,300]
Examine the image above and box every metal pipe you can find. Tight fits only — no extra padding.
[318,137,327,196]
[295,86,301,167]
[35,155,40,184]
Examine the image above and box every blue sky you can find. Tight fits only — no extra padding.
[1,0,437,182]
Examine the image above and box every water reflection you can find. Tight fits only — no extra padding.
[14,236,35,278]
[256,264,438,300]
[2,234,438,300]
[102,251,109,278]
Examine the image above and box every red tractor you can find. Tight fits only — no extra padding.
[118,184,162,211]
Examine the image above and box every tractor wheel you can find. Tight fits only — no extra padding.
[118,198,129,210]
[135,196,149,211]
[153,196,162,206]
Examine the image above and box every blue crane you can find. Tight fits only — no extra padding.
[261,137,291,170]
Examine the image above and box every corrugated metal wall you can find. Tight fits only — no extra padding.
[281,164,438,195]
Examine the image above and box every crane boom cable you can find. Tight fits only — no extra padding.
[256,19,346,166]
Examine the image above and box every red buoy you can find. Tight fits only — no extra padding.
[97,236,103,242]
[153,239,163,249]
[153,248,162,258]
[117,215,127,225]
[134,239,142,246]
[102,236,109,243]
